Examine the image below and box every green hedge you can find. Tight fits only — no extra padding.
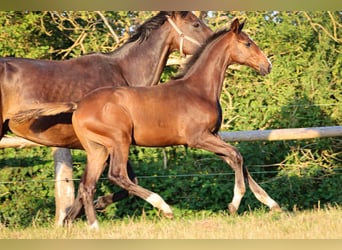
[1,140,341,228]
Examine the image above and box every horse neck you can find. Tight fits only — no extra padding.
[112,27,172,87]
[185,32,234,100]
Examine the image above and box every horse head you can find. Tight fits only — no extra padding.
[228,18,272,76]
[166,11,213,56]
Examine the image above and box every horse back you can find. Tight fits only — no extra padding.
[0,55,123,120]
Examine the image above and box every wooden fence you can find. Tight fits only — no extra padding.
[1,125,341,225]
[1,126,341,148]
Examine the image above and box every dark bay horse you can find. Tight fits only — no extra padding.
[1,11,212,217]
[13,18,281,229]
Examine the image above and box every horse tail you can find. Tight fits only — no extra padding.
[11,102,78,123]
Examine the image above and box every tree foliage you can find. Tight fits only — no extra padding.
[0,11,341,228]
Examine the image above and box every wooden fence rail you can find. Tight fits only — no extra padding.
[219,126,342,142]
[1,126,341,148]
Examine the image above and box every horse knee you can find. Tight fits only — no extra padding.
[234,150,243,166]
[226,147,243,168]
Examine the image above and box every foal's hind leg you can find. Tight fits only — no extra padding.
[64,143,108,228]
[190,132,280,213]
[189,132,245,213]
[108,137,173,218]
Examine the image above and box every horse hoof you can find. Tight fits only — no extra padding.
[94,198,108,210]
[89,220,100,231]
[270,205,283,213]
[228,203,238,215]
[63,218,73,228]
[163,212,174,219]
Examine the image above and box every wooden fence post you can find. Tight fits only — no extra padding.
[52,147,75,227]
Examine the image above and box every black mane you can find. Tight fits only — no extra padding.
[127,11,189,44]
[172,28,230,80]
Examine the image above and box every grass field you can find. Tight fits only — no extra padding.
[0,206,341,239]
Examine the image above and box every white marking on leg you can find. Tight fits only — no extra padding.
[265,197,280,210]
[230,185,244,211]
[249,184,280,210]
[89,220,99,231]
[146,193,172,215]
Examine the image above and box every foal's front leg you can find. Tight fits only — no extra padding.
[189,132,280,213]
[64,148,108,229]
[63,184,86,226]
[243,169,282,212]
[63,179,100,229]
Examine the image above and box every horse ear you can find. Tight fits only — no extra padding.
[167,11,175,17]
[238,20,246,33]
[173,11,188,18]
[231,18,240,34]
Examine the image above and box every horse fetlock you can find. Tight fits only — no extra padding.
[270,204,282,213]
[63,216,73,228]
[163,211,174,219]
[88,220,100,231]
[63,202,81,225]
[228,203,238,214]
[146,193,173,216]
[258,196,281,212]
[94,194,114,210]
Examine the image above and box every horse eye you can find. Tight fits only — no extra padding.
[193,22,200,28]
[245,41,251,47]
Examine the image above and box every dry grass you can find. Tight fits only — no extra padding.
[1,206,341,239]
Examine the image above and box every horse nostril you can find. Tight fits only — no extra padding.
[260,63,271,76]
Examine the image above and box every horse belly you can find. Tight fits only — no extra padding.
[132,122,185,147]
[8,119,82,149]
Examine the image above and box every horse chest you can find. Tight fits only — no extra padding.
[192,98,222,133]
[210,99,223,134]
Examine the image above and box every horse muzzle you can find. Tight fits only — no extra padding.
[260,63,272,76]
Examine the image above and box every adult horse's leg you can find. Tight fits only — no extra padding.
[53,147,75,226]
[189,132,281,213]
[94,161,137,210]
